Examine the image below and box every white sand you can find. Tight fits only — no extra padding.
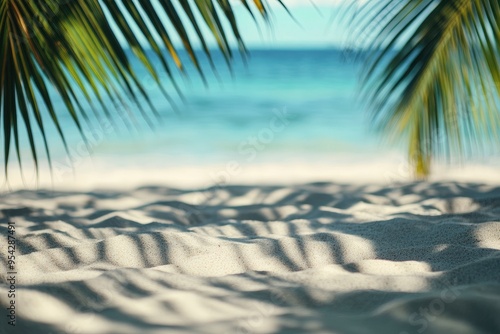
[1,180,500,334]
[3,151,500,191]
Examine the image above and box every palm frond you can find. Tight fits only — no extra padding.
[0,0,274,180]
[352,0,500,178]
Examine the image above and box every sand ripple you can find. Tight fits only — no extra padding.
[1,182,499,333]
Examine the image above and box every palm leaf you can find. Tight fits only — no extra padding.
[0,0,275,181]
[351,0,500,178]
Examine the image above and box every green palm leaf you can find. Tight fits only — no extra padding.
[0,0,274,180]
[352,0,500,178]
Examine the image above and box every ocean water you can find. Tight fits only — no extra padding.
[8,48,400,175]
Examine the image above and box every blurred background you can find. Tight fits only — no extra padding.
[3,2,499,190]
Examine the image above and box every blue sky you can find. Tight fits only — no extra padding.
[114,0,363,49]
[224,2,351,48]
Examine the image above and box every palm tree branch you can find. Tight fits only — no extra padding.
[1,0,278,180]
[356,0,500,177]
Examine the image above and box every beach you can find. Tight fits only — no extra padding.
[3,0,500,332]
[1,175,500,334]
[1,47,500,334]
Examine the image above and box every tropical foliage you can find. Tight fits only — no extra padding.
[0,0,275,178]
[2,0,499,180]
[350,0,500,177]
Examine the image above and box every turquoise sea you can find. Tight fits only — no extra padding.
[8,48,403,175]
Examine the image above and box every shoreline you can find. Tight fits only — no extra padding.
[2,154,500,192]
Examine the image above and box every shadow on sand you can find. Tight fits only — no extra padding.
[0,182,499,333]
